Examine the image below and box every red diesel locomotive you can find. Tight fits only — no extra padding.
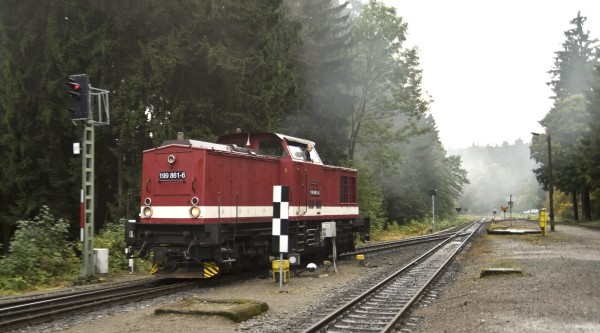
[125,132,369,278]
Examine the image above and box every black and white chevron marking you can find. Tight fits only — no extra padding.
[272,185,289,253]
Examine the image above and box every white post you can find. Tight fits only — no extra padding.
[279,253,283,292]
[430,189,437,233]
[432,194,435,232]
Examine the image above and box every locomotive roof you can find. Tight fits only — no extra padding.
[149,132,356,171]
[275,133,315,146]
[154,132,314,152]
[216,132,315,146]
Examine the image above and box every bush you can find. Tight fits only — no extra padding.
[94,219,129,273]
[370,216,471,242]
[0,206,79,293]
[94,219,152,274]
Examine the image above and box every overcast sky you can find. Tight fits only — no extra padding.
[381,0,600,149]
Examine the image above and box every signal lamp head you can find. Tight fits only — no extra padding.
[189,206,201,218]
[67,78,81,96]
[142,206,153,218]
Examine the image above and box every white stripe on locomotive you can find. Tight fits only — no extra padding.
[140,205,358,219]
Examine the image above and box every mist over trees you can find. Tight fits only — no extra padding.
[532,12,600,221]
[381,115,469,224]
[453,140,544,216]
[0,0,468,253]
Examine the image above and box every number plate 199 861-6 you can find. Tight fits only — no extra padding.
[159,171,186,181]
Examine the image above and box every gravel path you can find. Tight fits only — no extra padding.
[409,220,600,333]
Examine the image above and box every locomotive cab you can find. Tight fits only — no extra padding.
[216,132,322,163]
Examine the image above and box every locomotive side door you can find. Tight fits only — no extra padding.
[285,140,324,217]
[304,163,323,217]
[294,164,308,216]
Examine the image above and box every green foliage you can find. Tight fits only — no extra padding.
[547,12,598,99]
[379,115,468,222]
[0,0,475,258]
[0,0,306,244]
[356,161,388,232]
[281,0,355,164]
[0,0,78,251]
[535,12,599,221]
[93,219,128,273]
[347,0,430,165]
[94,219,153,274]
[583,55,600,217]
[0,206,78,292]
[383,220,430,238]
[370,216,470,242]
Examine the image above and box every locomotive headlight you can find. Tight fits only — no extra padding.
[142,206,153,218]
[189,206,201,218]
[191,196,199,206]
[167,154,176,164]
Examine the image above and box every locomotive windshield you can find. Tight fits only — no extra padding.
[258,139,286,157]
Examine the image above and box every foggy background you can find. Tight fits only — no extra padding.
[450,139,545,216]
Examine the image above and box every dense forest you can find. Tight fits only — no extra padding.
[1,1,599,256]
[0,0,470,253]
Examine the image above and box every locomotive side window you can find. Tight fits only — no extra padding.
[340,175,357,204]
[288,143,322,163]
[258,139,286,157]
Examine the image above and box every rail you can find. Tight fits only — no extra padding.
[301,219,484,333]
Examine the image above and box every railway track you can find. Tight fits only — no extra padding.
[344,228,465,258]
[0,220,483,333]
[300,219,485,333]
[0,278,197,332]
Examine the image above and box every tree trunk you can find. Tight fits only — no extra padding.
[1,220,10,255]
[571,191,579,222]
[117,155,124,218]
[581,187,592,221]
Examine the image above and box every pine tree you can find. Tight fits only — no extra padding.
[548,12,598,99]
[283,0,355,164]
[535,12,599,221]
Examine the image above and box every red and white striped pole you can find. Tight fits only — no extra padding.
[80,189,84,242]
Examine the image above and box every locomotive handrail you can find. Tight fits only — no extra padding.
[217,192,222,221]
[304,168,309,213]
[296,168,301,215]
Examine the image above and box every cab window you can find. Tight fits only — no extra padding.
[258,140,286,157]
[288,143,321,163]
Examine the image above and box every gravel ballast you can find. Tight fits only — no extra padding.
[9,219,599,333]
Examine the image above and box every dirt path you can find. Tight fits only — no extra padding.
[411,220,600,332]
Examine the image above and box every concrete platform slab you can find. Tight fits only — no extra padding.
[487,228,541,235]
[154,298,268,322]
[480,267,523,277]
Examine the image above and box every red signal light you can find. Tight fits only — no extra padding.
[67,74,89,120]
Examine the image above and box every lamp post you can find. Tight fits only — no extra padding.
[531,132,555,231]
[429,189,437,232]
